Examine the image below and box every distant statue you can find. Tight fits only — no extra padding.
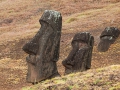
[62,32,94,74]
[98,27,120,52]
[22,10,62,83]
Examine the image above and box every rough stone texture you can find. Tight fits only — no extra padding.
[22,10,62,83]
[62,32,94,74]
[98,27,120,52]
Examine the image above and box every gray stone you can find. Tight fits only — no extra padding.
[98,27,120,52]
[22,10,62,83]
[62,32,94,74]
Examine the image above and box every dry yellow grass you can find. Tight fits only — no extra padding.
[22,65,120,90]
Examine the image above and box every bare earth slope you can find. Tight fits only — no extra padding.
[0,0,120,90]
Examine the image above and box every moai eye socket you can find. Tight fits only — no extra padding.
[40,20,48,26]
[78,41,88,49]
[101,35,114,39]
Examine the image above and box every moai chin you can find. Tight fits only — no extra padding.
[98,27,120,52]
[62,32,94,74]
[22,10,62,83]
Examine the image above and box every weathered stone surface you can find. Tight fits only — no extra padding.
[62,32,94,74]
[98,27,120,52]
[22,10,62,83]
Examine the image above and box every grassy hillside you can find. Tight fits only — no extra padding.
[0,0,120,90]
[22,65,120,90]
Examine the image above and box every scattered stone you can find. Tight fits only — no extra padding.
[22,10,62,83]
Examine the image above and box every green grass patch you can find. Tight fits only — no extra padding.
[109,86,120,90]
[66,17,77,23]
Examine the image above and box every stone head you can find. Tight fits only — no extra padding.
[98,27,120,52]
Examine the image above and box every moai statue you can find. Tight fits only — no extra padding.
[98,27,120,52]
[22,10,62,83]
[62,32,94,74]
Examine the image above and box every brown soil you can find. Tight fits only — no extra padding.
[0,0,120,90]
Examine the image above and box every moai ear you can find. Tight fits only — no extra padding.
[97,27,120,52]
[86,34,94,69]
[89,35,94,48]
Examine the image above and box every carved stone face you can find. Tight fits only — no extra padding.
[98,27,120,52]
[22,10,62,83]
[62,32,94,74]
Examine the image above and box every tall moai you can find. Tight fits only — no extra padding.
[98,27,120,52]
[62,32,94,74]
[22,10,62,83]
